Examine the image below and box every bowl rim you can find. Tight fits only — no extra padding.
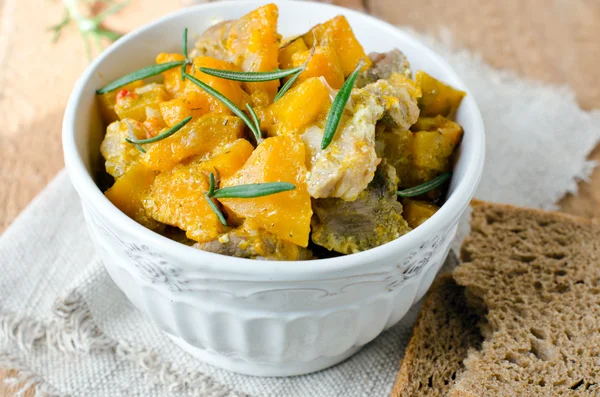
[62,0,485,276]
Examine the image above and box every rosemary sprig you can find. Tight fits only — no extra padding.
[320,60,364,150]
[204,172,296,226]
[212,182,296,199]
[52,0,129,61]
[274,71,301,102]
[205,173,228,226]
[397,172,452,197]
[246,104,261,134]
[180,27,190,81]
[125,116,192,150]
[183,72,262,143]
[97,61,186,94]
[197,65,306,82]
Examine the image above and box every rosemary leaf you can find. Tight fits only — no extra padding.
[211,182,296,199]
[197,66,305,82]
[126,116,192,146]
[208,172,216,196]
[320,60,363,150]
[183,72,262,141]
[182,27,189,59]
[205,193,228,226]
[274,70,301,102]
[97,61,185,94]
[397,172,452,197]
[246,104,261,140]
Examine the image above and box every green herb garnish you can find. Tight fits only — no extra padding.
[397,173,452,197]
[125,116,192,150]
[183,72,262,143]
[97,61,186,94]
[204,172,296,225]
[211,182,296,199]
[320,60,363,150]
[205,173,228,226]
[180,27,191,81]
[197,65,306,82]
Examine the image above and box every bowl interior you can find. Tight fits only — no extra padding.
[65,0,484,271]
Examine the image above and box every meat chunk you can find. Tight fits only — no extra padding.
[194,221,312,261]
[357,49,412,87]
[100,119,144,179]
[302,89,385,201]
[311,161,411,254]
[362,73,421,131]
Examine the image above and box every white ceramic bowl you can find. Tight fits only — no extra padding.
[62,0,485,377]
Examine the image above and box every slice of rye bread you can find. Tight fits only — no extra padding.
[449,200,600,396]
[391,274,483,397]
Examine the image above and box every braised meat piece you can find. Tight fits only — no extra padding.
[194,221,313,261]
[311,161,411,254]
[357,49,412,87]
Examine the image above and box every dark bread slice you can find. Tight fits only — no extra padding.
[450,200,600,396]
[391,274,483,397]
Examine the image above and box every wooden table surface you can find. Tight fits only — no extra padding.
[1,0,599,395]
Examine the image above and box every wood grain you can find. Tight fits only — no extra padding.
[1,0,599,394]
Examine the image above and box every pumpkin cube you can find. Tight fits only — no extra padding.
[292,46,345,89]
[411,116,463,172]
[196,139,255,179]
[279,37,308,70]
[115,83,168,122]
[226,4,281,101]
[156,53,188,97]
[143,141,254,242]
[266,77,331,136]
[144,163,224,242]
[402,199,440,228]
[141,114,245,172]
[302,15,371,76]
[220,135,312,247]
[184,56,249,115]
[416,71,466,118]
[105,164,161,229]
[97,81,143,125]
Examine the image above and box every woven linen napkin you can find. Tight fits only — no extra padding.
[1,31,599,397]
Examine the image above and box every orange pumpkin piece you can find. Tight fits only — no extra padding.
[115,83,169,122]
[402,199,440,228]
[292,46,345,89]
[105,164,161,230]
[97,81,143,124]
[196,139,255,179]
[411,116,463,172]
[279,37,308,70]
[156,53,188,97]
[266,77,331,136]
[220,135,312,247]
[302,15,371,76]
[142,114,245,172]
[416,71,466,118]
[143,142,254,242]
[183,56,249,115]
[226,4,281,101]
